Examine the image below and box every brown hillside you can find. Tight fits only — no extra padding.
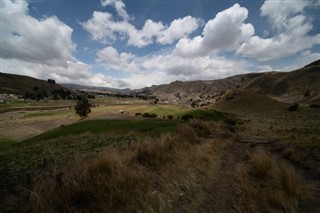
[141,73,263,103]
[211,90,288,114]
[245,60,320,103]
[139,60,320,104]
[0,72,74,95]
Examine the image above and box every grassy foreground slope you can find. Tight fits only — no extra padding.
[0,109,233,212]
[210,89,320,212]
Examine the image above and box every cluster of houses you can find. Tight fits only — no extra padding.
[0,93,22,103]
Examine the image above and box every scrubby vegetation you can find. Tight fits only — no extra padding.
[142,112,157,118]
[239,151,313,212]
[0,120,227,212]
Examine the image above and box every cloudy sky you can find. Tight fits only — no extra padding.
[1,0,319,89]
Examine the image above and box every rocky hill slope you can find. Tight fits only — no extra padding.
[138,60,320,105]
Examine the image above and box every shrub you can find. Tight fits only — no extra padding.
[47,79,55,84]
[142,113,150,117]
[150,113,157,118]
[288,103,299,112]
[181,114,194,121]
[142,113,157,118]
[135,112,142,116]
[167,115,174,120]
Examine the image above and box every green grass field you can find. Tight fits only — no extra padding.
[25,119,182,143]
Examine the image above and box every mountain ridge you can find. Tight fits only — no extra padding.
[1,60,319,104]
[137,60,320,104]
[0,72,73,96]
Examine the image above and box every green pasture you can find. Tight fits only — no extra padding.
[24,119,182,143]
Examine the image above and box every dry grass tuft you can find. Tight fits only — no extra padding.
[175,124,200,144]
[240,150,313,212]
[19,120,226,212]
[96,149,121,175]
[188,119,213,138]
[134,135,174,169]
[249,151,274,179]
[278,163,309,202]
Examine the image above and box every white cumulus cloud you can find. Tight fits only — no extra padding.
[174,4,254,57]
[96,46,139,72]
[82,1,201,47]
[237,0,320,62]
[100,0,129,20]
[157,16,200,45]
[0,0,130,88]
[260,0,310,31]
[0,0,75,67]
[96,46,255,89]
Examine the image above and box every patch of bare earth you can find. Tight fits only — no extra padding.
[0,111,76,141]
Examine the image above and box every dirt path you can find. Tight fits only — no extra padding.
[198,141,249,212]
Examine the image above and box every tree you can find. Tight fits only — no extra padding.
[74,95,92,119]
[47,79,56,84]
[154,98,159,104]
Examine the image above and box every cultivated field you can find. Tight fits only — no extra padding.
[0,97,191,143]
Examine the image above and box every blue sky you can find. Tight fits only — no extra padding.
[1,0,319,88]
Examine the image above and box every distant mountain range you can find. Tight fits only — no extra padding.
[61,83,132,95]
[1,60,319,105]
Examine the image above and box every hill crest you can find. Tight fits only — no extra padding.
[0,72,74,96]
